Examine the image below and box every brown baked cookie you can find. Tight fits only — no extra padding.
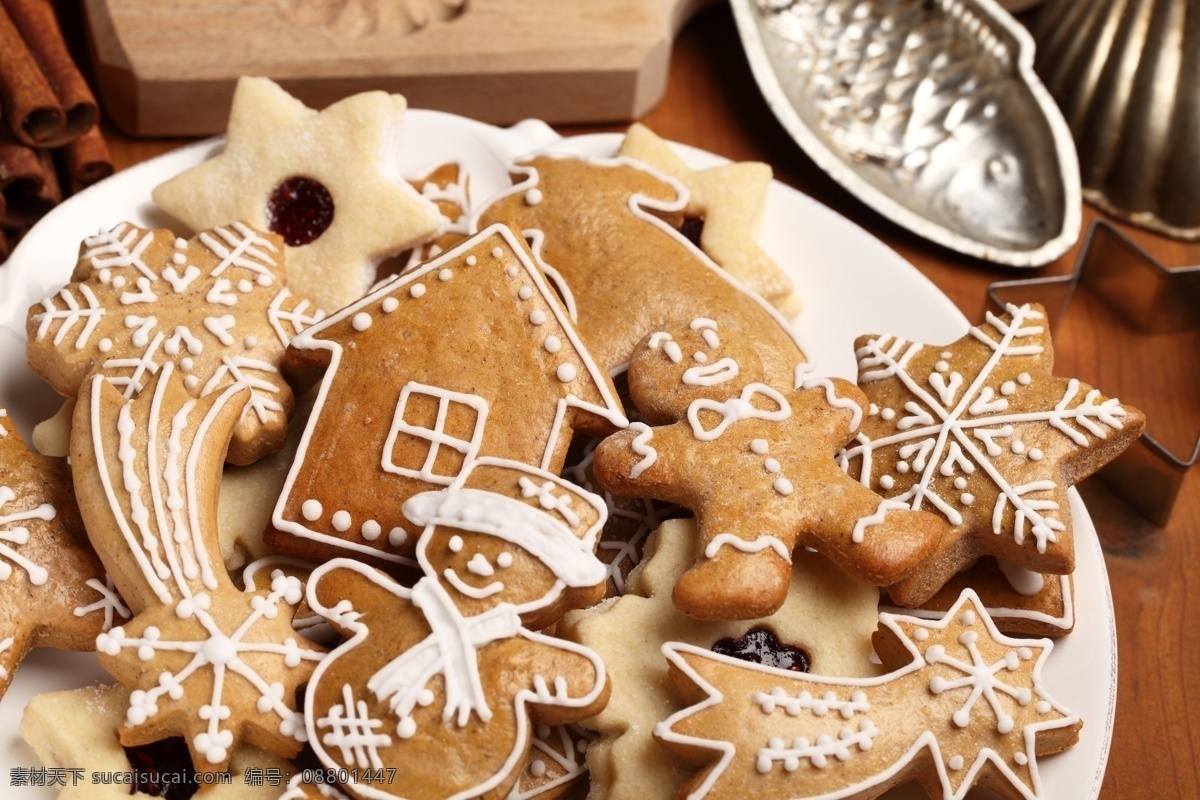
[269,224,625,567]
[594,321,945,620]
[0,404,126,701]
[72,368,325,773]
[27,221,324,465]
[656,590,1081,800]
[903,558,1075,637]
[474,154,808,384]
[618,124,799,312]
[840,303,1146,606]
[303,459,612,800]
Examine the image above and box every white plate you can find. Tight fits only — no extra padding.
[0,112,1113,799]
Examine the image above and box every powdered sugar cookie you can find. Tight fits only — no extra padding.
[656,590,1081,800]
[560,518,881,800]
[841,303,1145,606]
[618,124,799,313]
[152,77,442,310]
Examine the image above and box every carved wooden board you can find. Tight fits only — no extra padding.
[83,0,712,136]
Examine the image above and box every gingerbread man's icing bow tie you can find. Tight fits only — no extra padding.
[687,383,792,441]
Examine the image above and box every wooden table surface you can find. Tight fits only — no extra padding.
[94,5,1200,797]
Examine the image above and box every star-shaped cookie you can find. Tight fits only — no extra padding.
[619,124,798,313]
[840,303,1146,606]
[656,590,1081,800]
[20,683,294,799]
[0,405,125,701]
[560,518,881,800]
[27,221,323,465]
[152,76,442,310]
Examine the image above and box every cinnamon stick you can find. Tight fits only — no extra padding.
[0,131,60,227]
[0,2,64,147]
[59,122,112,194]
[2,0,97,147]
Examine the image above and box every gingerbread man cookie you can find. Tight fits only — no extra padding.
[27,221,323,465]
[594,320,945,620]
[841,303,1145,606]
[618,124,799,313]
[270,224,625,567]
[561,518,881,800]
[0,404,126,701]
[72,367,326,772]
[474,154,807,383]
[656,590,1081,800]
[303,457,611,800]
[153,77,442,310]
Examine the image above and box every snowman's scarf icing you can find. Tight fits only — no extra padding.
[368,577,522,732]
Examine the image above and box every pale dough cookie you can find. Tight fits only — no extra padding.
[152,76,442,310]
[618,124,799,315]
[20,683,294,799]
[31,399,73,457]
[559,518,881,800]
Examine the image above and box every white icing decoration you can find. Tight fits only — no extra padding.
[317,683,392,769]
[851,497,910,544]
[703,533,789,561]
[381,383,489,487]
[753,687,870,718]
[404,486,606,589]
[332,511,352,532]
[203,315,236,346]
[693,351,708,363]
[556,363,577,382]
[73,574,131,631]
[352,313,372,331]
[684,358,739,387]
[926,632,1032,734]
[524,189,543,206]
[627,422,657,479]
[410,284,426,298]
[844,305,1126,553]
[544,336,561,354]
[361,520,382,541]
[439,269,453,282]
[530,310,547,325]
[687,383,790,442]
[750,439,768,455]
[303,500,323,521]
[382,297,399,313]
[272,227,626,565]
[0,486,54,585]
[802,378,863,431]
[997,560,1045,596]
[518,287,533,300]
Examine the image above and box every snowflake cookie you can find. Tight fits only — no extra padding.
[594,320,945,620]
[560,518,881,800]
[71,368,326,773]
[152,76,442,311]
[303,457,612,800]
[26,221,324,465]
[841,303,1145,606]
[656,589,1081,800]
[0,405,127,701]
[20,684,295,800]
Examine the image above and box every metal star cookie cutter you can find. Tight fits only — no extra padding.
[987,220,1200,525]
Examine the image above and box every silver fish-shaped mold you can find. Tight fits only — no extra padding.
[1034,0,1200,240]
[733,0,1080,265]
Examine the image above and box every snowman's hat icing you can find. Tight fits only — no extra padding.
[403,456,608,588]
